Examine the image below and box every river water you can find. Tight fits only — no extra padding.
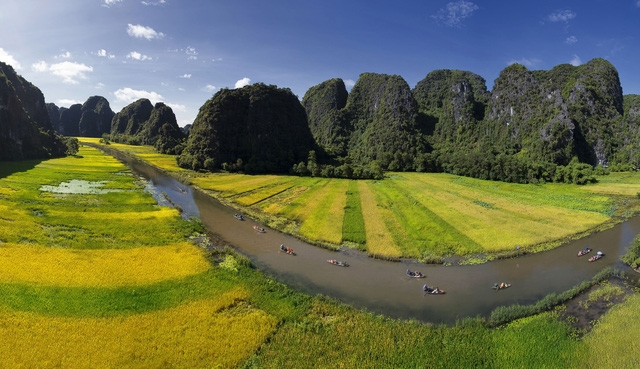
[114,148,640,324]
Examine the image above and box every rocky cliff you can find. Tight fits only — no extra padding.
[0,61,65,160]
[178,83,317,173]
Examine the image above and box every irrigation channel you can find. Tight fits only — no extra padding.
[107,148,640,324]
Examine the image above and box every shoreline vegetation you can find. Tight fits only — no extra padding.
[1,143,639,368]
[84,138,640,265]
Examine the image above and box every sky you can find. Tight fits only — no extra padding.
[1,0,640,127]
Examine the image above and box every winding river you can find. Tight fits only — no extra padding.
[113,148,640,324]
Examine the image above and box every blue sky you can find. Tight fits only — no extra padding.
[1,0,640,127]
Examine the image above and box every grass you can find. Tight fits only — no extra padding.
[4,141,640,368]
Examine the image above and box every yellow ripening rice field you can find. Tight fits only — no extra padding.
[0,289,278,369]
[0,242,210,287]
[357,181,401,258]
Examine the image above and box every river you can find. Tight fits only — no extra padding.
[113,147,640,324]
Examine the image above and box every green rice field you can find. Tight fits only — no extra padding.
[86,139,640,260]
[2,142,639,368]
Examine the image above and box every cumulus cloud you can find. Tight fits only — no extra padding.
[547,9,576,22]
[114,87,164,104]
[96,49,116,59]
[127,24,165,40]
[570,55,582,66]
[507,58,541,68]
[32,61,93,84]
[126,51,152,61]
[0,48,22,70]
[432,1,479,27]
[204,84,216,92]
[235,77,251,88]
[565,36,578,44]
[180,74,192,79]
[55,51,72,59]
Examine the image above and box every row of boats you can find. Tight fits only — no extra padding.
[577,246,604,262]
[238,214,351,266]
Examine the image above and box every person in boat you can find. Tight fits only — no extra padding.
[432,287,440,294]
[423,284,429,292]
[415,271,423,277]
[280,244,286,252]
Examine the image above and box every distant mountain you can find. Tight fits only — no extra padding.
[59,104,81,136]
[178,83,317,173]
[79,96,114,138]
[110,99,184,153]
[0,61,66,160]
[303,73,428,170]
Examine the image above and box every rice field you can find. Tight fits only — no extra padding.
[3,141,640,368]
[0,145,283,368]
[84,140,640,259]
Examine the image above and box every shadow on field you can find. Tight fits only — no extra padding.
[0,159,43,179]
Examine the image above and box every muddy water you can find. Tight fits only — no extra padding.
[119,151,640,324]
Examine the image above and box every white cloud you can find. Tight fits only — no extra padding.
[178,87,185,91]
[95,82,105,89]
[0,48,22,70]
[102,0,124,7]
[204,84,216,92]
[127,51,152,61]
[180,74,192,79]
[186,46,198,60]
[235,77,251,89]
[565,36,578,44]
[33,61,93,84]
[142,0,166,5]
[570,55,582,66]
[212,57,223,62]
[433,1,479,27]
[127,24,165,40]
[55,51,72,59]
[344,79,356,89]
[113,87,164,104]
[166,103,186,112]
[32,61,48,72]
[547,9,576,22]
[507,58,541,68]
[96,49,115,59]
[57,98,83,107]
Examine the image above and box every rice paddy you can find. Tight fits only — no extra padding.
[83,139,640,260]
[3,140,640,368]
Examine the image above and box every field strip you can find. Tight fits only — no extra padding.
[358,181,401,258]
[0,290,278,369]
[192,174,282,197]
[235,182,297,206]
[278,178,332,221]
[395,174,609,251]
[0,243,211,287]
[298,179,348,244]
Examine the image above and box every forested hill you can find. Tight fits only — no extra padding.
[0,61,66,160]
[302,58,640,182]
[178,83,318,173]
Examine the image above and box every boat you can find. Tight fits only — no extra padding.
[492,283,511,290]
[577,246,591,256]
[588,251,603,262]
[422,285,445,294]
[234,214,244,221]
[279,244,296,255]
[327,259,348,267]
[406,269,425,278]
[253,225,265,233]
